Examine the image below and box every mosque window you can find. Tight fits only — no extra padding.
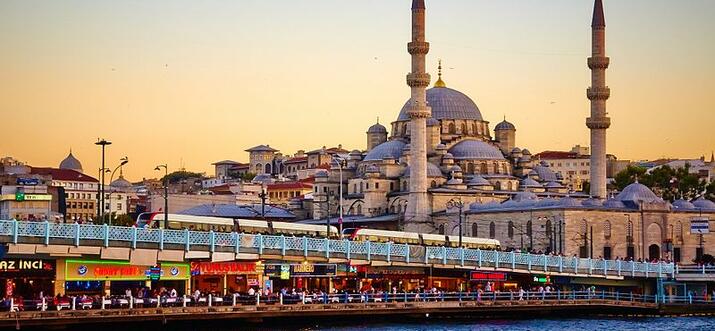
[546,219,553,239]
[676,222,683,240]
[467,163,475,174]
[580,219,588,235]
[472,123,478,135]
[431,181,437,188]
[390,182,394,191]
[357,205,362,215]
[604,220,612,239]
[508,221,514,239]
[448,123,456,134]
[461,123,468,134]
[375,182,380,189]
[626,220,633,239]
[255,163,262,173]
[480,163,487,174]
[489,222,496,239]
[526,220,533,238]
[438,224,445,235]
[472,223,478,237]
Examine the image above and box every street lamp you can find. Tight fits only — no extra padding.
[106,157,129,225]
[96,168,110,222]
[258,183,268,219]
[446,198,465,247]
[332,156,347,237]
[95,138,112,221]
[155,164,168,229]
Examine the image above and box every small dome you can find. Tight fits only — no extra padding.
[513,191,539,202]
[110,174,132,189]
[314,170,329,178]
[436,143,447,150]
[467,176,492,187]
[397,87,483,122]
[536,197,559,207]
[443,153,454,160]
[520,177,542,188]
[448,140,505,160]
[693,198,715,210]
[364,140,406,161]
[59,151,83,173]
[450,165,462,173]
[533,164,559,182]
[558,196,582,208]
[522,149,531,155]
[365,165,380,174]
[544,181,565,189]
[582,197,603,207]
[367,122,387,134]
[617,182,660,203]
[350,149,362,156]
[404,162,444,178]
[495,120,516,131]
[251,173,274,184]
[672,199,696,210]
[511,147,522,154]
[603,198,626,209]
[446,178,463,185]
[427,118,440,126]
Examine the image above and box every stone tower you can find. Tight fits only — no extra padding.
[366,119,388,152]
[587,0,610,199]
[494,117,516,155]
[404,0,432,232]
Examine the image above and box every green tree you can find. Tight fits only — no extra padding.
[240,172,257,182]
[113,214,136,227]
[613,165,647,191]
[613,163,707,201]
[162,171,205,184]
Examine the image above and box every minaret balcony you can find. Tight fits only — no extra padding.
[588,56,610,69]
[586,117,611,129]
[407,41,430,55]
[587,87,611,100]
[406,73,431,88]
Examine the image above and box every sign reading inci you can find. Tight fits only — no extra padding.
[0,259,55,277]
[65,260,190,281]
[691,217,710,234]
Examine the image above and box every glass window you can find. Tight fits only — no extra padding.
[489,222,495,239]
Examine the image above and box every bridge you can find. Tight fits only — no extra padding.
[0,220,674,279]
[3,290,715,329]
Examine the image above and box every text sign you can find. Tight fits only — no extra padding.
[470,272,507,281]
[691,217,710,234]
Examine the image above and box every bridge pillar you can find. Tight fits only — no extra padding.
[74,222,81,247]
[387,242,392,263]
[281,235,286,256]
[234,232,240,254]
[367,241,372,261]
[159,229,164,250]
[511,251,515,270]
[404,244,409,263]
[184,228,190,251]
[325,238,330,259]
[44,221,50,245]
[103,224,109,247]
[209,231,215,252]
[346,239,351,260]
[477,249,482,268]
[303,236,308,257]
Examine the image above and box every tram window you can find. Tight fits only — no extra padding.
[168,221,181,229]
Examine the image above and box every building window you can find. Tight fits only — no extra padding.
[389,182,394,191]
[673,247,681,263]
[508,221,514,239]
[603,246,612,260]
[357,205,362,215]
[526,220,533,238]
[375,182,379,189]
[626,245,635,259]
[430,180,437,188]
[438,224,445,235]
[545,219,552,241]
[448,123,456,134]
[603,220,611,239]
[472,223,478,237]
[489,222,496,239]
[626,220,633,241]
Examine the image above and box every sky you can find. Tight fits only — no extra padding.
[0,0,713,181]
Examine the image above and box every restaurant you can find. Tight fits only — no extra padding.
[0,258,56,299]
[190,261,261,295]
[63,259,190,296]
[356,266,427,292]
[264,263,339,292]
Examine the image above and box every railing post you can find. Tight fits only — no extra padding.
[543,254,548,272]
[672,263,676,279]
[208,294,212,307]
[588,258,593,275]
[495,251,500,269]
[511,251,515,270]
[131,226,137,249]
[559,256,563,273]
[72,296,76,310]
[256,293,260,306]
[442,246,447,265]
[616,291,619,301]
[12,220,18,244]
[281,235,286,256]
[232,293,236,306]
[658,262,663,278]
[257,234,264,255]
[44,221,50,245]
[74,222,81,246]
[405,244,409,264]
[209,230,215,252]
[574,258,579,274]
[460,248,465,266]
[184,295,188,307]
[367,241,372,261]
[478,249,482,268]
[604,260,608,276]
[101,296,106,309]
[129,295,133,309]
[303,236,308,257]
[159,229,164,250]
[42,297,46,311]
[103,223,109,247]
[235,232,241,254]
[280,293,283,305]
[387,241,392,263]
[425,247,429,264]
[645,263,649,278]
[325,238,330,259]
[527,255,532,271]
[617,260,622,277]
[346,239,352,260]
[184,228,190,251]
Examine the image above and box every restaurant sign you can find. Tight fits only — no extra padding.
[65,260,190,281]
[469,272,507,281]
[264,264,337,278]
[0,259,55,277]
[190,261,257,276]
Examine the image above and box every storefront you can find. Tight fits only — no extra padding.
[357,266,427,292]
[190,261,262,295]
[264,263,338,292]
[63,259,190,296]
[467,271,519,292]
[0,258,56,299]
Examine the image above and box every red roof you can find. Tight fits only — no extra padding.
[534,151,590,160]
[299,176,315,184]
[284,156,308,164]
[30,167,98,183]
[267,182,313,190]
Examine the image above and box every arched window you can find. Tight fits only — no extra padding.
[265,163,272,174]
[508,221,514,239]
[472,123,478,135]
[357,205,362,215]
[495,182,502,190]
[489,222,496,239]
[480,163,487,174]
[472,223,478,237]
[448,123,456,134]
[580,219,589,235]
[676,221,683,240]
[603,220,612,239]
[255,163,262,173]
[526,220,533,238]
[626,220,633,238]
[360,182,364,193]
[546,219,553,239]
[461,122,468,134]
[430,180,437,188]
[438,224,445,235]
[467,163,475,174]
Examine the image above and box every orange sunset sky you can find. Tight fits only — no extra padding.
[1,0,713,180]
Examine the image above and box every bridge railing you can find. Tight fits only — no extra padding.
[675,265,715,275]
[1,290,670,313]
[0,220,674,278]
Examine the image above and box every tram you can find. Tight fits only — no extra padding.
[342,228,500,250]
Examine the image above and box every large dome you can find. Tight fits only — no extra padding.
[59,151,83,173]
[617,182,660,203]
[448,140,504,160]
[397,87,483,122]
[403,162,444,178]
[364,140,406,161]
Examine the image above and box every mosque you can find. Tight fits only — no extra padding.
[306,0,715,264]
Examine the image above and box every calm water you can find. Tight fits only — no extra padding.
[311,317,715,331]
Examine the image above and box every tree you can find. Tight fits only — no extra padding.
[162,171,205,184]
[613,163,708,202]
[113,214,135,227]
[240,172,257,182]
[613,165,647,191]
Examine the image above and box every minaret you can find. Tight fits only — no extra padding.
[587,0,610,199]
[404,0,432,232]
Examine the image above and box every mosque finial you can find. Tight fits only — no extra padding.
[377,116,380,124]
[434,59,446,88]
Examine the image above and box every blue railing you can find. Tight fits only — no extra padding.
[0,220,674,279]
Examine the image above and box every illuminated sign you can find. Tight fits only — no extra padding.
[0,259,55,277]
[263,264,337,278]
[190,262,257,276]
[470,272,507,281]
[16,178,40,186]
[65,260,189,281]
[532,275,551,283]
[1,194,52,202]
[691,217,710,234]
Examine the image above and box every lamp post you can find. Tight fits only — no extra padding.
[97,167,109,222]
[155,164,168,229]
[332,156,346,237]
[258,183,268,219]
[106,157,129,225]
[446,198,464,247]
[95,139,112,221]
